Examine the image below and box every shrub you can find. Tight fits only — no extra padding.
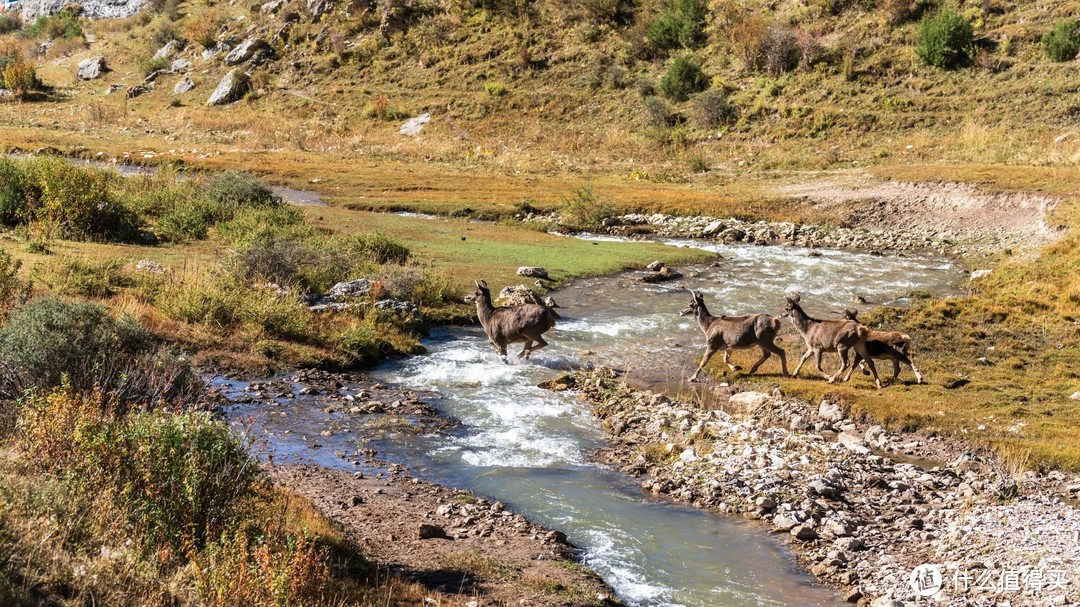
[197,530,330,605]
[0,158,29,224]
[347,231,410,265]
[645,0,706,54]
[692,88,736,129]
[642,95,673,127]
[559,183,616,230]
[484,81,508,97]
[24,159,142,240]
[217,205,315,246]
[764,24,800,75]
[184,8,224,50]
[728,14,769,71]
[0,251,29,315]
[1042,20,1080,62]
[156,271,310,340]
[36,256,132,298]
[138,55,170,76]
[156,202,213,242]
[916,9,974,69]
[24,9,83,40]
[883,0,932,26]
[206,171,280,211]
[1,60,41,101]
[20,391,256,552]
[660,55,707,102]
[0,297,201,405]
[0,14,19,35]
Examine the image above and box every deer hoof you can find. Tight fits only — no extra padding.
[731,365,743,371]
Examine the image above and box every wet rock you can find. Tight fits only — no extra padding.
[843,587,863,603]
[538,374,575,392]
[418,523,447,539]
[206,69,250,106]
[702,220,724,237]
[77,56,108,80]
[641,266,683,283]
[646,260,665,271]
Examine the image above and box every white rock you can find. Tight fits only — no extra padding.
[729,391,770,410]
[680,448,698,463]
[837,431,872,455]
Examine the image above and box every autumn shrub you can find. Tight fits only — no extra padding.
[1,59,40,100]
[0,251,28,316]
[0,14,19,35]
[559,183,616,230]
[196,530,331,606]
[916,9,973,69]
[1042,20,1080,62]
[24,9,83,40]
[19,158,142,240]
[692,88,737,129]
[184,8,223,50]
[728,14,769,71]
[0,158,29,224]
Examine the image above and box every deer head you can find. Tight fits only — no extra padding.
[781,291,801,317]
[466,279,490,303]
[842,308,860,321]
[680,290,705,316]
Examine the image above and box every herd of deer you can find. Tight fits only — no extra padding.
[469,280,922,389]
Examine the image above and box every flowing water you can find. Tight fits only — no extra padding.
[223,238,965,607]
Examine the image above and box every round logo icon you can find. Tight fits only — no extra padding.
[909,564,943,597]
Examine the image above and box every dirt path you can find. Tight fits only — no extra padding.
[269,464,617,607]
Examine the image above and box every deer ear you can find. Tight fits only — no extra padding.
[478,280,488,289]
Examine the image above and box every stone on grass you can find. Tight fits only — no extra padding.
[206,70,250,106]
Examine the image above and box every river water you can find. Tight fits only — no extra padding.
[223,238,965,607]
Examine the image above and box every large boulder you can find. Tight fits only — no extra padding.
[77,56,108,80]
[205,70,250,106]
[173,77,196,95]
[152,40,181,60]
[223,38,275,66]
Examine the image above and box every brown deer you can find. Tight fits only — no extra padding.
[840,308,923,385]
[680,290,788,382]
[469,280,557,362]
[782,292,881,389]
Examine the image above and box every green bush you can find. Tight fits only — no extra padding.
[217,205,315,246]
[1,60,41,101]
[21,159,142,241]
[0,14,19,34]
[346,231,410,265]
[0,251,28,315]
[156,271,310,340]
[0,297,201,405]
[645,0,706,54]
[559,183,616,230]
[206,171,281,211]
[156,202,213,242]
[660,56,707,102]
[0,159,29,225]
[24,9,83,40]
[1042,20,1080,62]
[916,9,973,69]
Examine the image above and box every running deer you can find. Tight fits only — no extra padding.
[680,290,788,382]
[469,280,557,362]
[782,293,881,389]
[840,308,923,385]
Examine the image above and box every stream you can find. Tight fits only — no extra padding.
[221,237,966,606]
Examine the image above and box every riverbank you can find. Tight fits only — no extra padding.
[214,368,620,607]
[555,371,1078,606]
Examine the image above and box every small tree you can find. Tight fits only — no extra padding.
[660,56,707,102]
[645,0,706,54]
[1042,20,1080,62]
[915,9,974,69]
[2,60,41,101]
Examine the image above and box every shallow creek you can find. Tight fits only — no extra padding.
[221,238,965,606]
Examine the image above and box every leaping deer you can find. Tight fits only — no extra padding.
[469,280,557,362]
[782,292,881,389]
[840,308,923,385]
[680,290,788,382]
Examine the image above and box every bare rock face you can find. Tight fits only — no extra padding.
[205,69,250,106]
[77,56,108,80]
[223,38,275,66]
[19,0,147,23]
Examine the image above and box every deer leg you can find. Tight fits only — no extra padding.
[722,350,742,372]
[764,342,788,376]
[908,356,924,384]
[518,340,535,359]
[815,349,832,381]
[854,342,881,389]
[791,348,814,378]
[829,347,850,384]
[891,359,901,384]
[843,352,861,382]
[690,346,717,382]
[859,359,871,376]
[524,335,548,359]
[747,346,770,374]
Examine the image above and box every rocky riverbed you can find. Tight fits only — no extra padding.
[552,371,1078,607]
[214,369,619,607]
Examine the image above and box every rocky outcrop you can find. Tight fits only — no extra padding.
[77,56,107,80]
[172,77,195,95]
[19,0,146,23]
[223,38,275,66]
[205,69,250,106]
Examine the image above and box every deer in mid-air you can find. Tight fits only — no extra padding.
[840,308,923,385]
[680,290,788,382]
[782,292,881,389]
[469,280,557,362]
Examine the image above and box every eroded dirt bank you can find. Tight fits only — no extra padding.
[552,371,1079,607]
